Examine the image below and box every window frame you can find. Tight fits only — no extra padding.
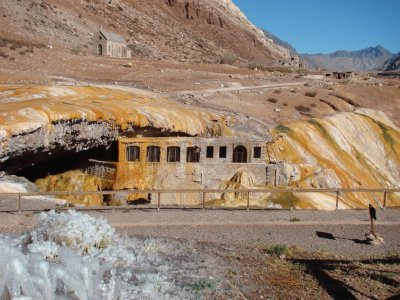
[147,146,161,163]
[219,146,227,158]
[126,145,140,162]
[206,146,214,158]
[253,146,262,159]
[187,147,201,163]
[167,146,181,163]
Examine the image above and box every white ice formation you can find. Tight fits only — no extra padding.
[0,210,204,299]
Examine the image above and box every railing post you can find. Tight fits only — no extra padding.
[18,193,21,215]
[383,190,387,210]
[66,199,69,210]
[202,191,206,210]
[157,191,161,212]
[335,191,340,210]
[112,193,115,214]
[247,191,250,211]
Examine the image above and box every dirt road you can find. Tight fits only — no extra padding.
[1,208,399,258]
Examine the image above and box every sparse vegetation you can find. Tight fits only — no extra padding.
[295,105,311,113]
[273,89,281,94]
[191,278,214,294]
[219,53,236,65]
[283,103,288,106]
[266,244,289,256]
[290,218,300,222]
[248,61,264,70]
[305,91,318,97]
[304,83,311,87]
[310,103,317,108]
[290,89,297,93]
[268,97,278,103]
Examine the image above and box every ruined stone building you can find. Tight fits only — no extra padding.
[113,137,268,194]
[94,28,131,58]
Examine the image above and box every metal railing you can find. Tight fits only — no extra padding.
[0,188,399,215]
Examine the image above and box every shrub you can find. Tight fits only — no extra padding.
[310,103,317,108]
[295,105,310,113]
[290,217,300,222]
[219,53,236,65]
[248,61,263,70]
[304,83,311,87]
[290,89,297,93]
[266,244,289,256]
[191,278,214,293]
[0,50,8,58]
[305,91,318,97]
[268,97,278,103]
[273,89,281,94]
[283,103,288,106]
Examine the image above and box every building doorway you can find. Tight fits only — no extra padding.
[97,44,103,55]
[233,145,247,163]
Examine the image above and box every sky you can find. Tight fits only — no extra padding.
[232,0,400,54]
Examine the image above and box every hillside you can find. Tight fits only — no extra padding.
[262,29,297,55]
[0,0,290,65]
[302,46,393,71]
[381,52,400,71]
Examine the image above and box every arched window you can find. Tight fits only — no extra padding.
[167,147,180,162]
[126,146,140,162]
[147,146,160,162]
[97,44,103,55]
[187,147,200,163]
[233,145,247,163]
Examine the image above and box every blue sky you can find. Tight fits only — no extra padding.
[232,0,400,54]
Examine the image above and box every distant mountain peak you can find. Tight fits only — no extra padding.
[302,46,393,72]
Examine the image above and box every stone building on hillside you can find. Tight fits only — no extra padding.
[94,28,131,58]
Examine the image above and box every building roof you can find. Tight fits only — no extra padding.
[100,29,126,43]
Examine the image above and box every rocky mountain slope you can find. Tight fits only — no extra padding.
[0,0,290,64]
[262,29,297,55]
[381,52,400,71]
[302,46,393,71]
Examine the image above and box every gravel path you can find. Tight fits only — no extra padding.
[1,207,399,259]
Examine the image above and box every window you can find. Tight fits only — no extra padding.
[219,146,227,158]
[99,36,102,40]
[187,147,200,162]
[233,145,247,163]
[147,146,160,162]
[253,146,261,159]
[167,147,180,162]
[206,146,214,158]
[126,146,140,162]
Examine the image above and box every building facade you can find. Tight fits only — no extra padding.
[94,28,131,58]
[113,137,268,194]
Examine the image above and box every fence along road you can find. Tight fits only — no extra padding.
[0,188,399,214]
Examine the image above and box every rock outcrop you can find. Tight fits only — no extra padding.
[268,109,400,208]
[0,85,235,174]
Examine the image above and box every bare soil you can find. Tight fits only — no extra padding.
[1,207,399,299]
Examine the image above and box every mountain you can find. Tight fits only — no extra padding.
[262,29,297,55]
[302,46,393,71]
[381,52,400,71]
[0,0,290,65]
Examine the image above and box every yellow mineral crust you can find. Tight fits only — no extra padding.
[271,109,400,208]
[0,85,231,141]
[35,170,114,206]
